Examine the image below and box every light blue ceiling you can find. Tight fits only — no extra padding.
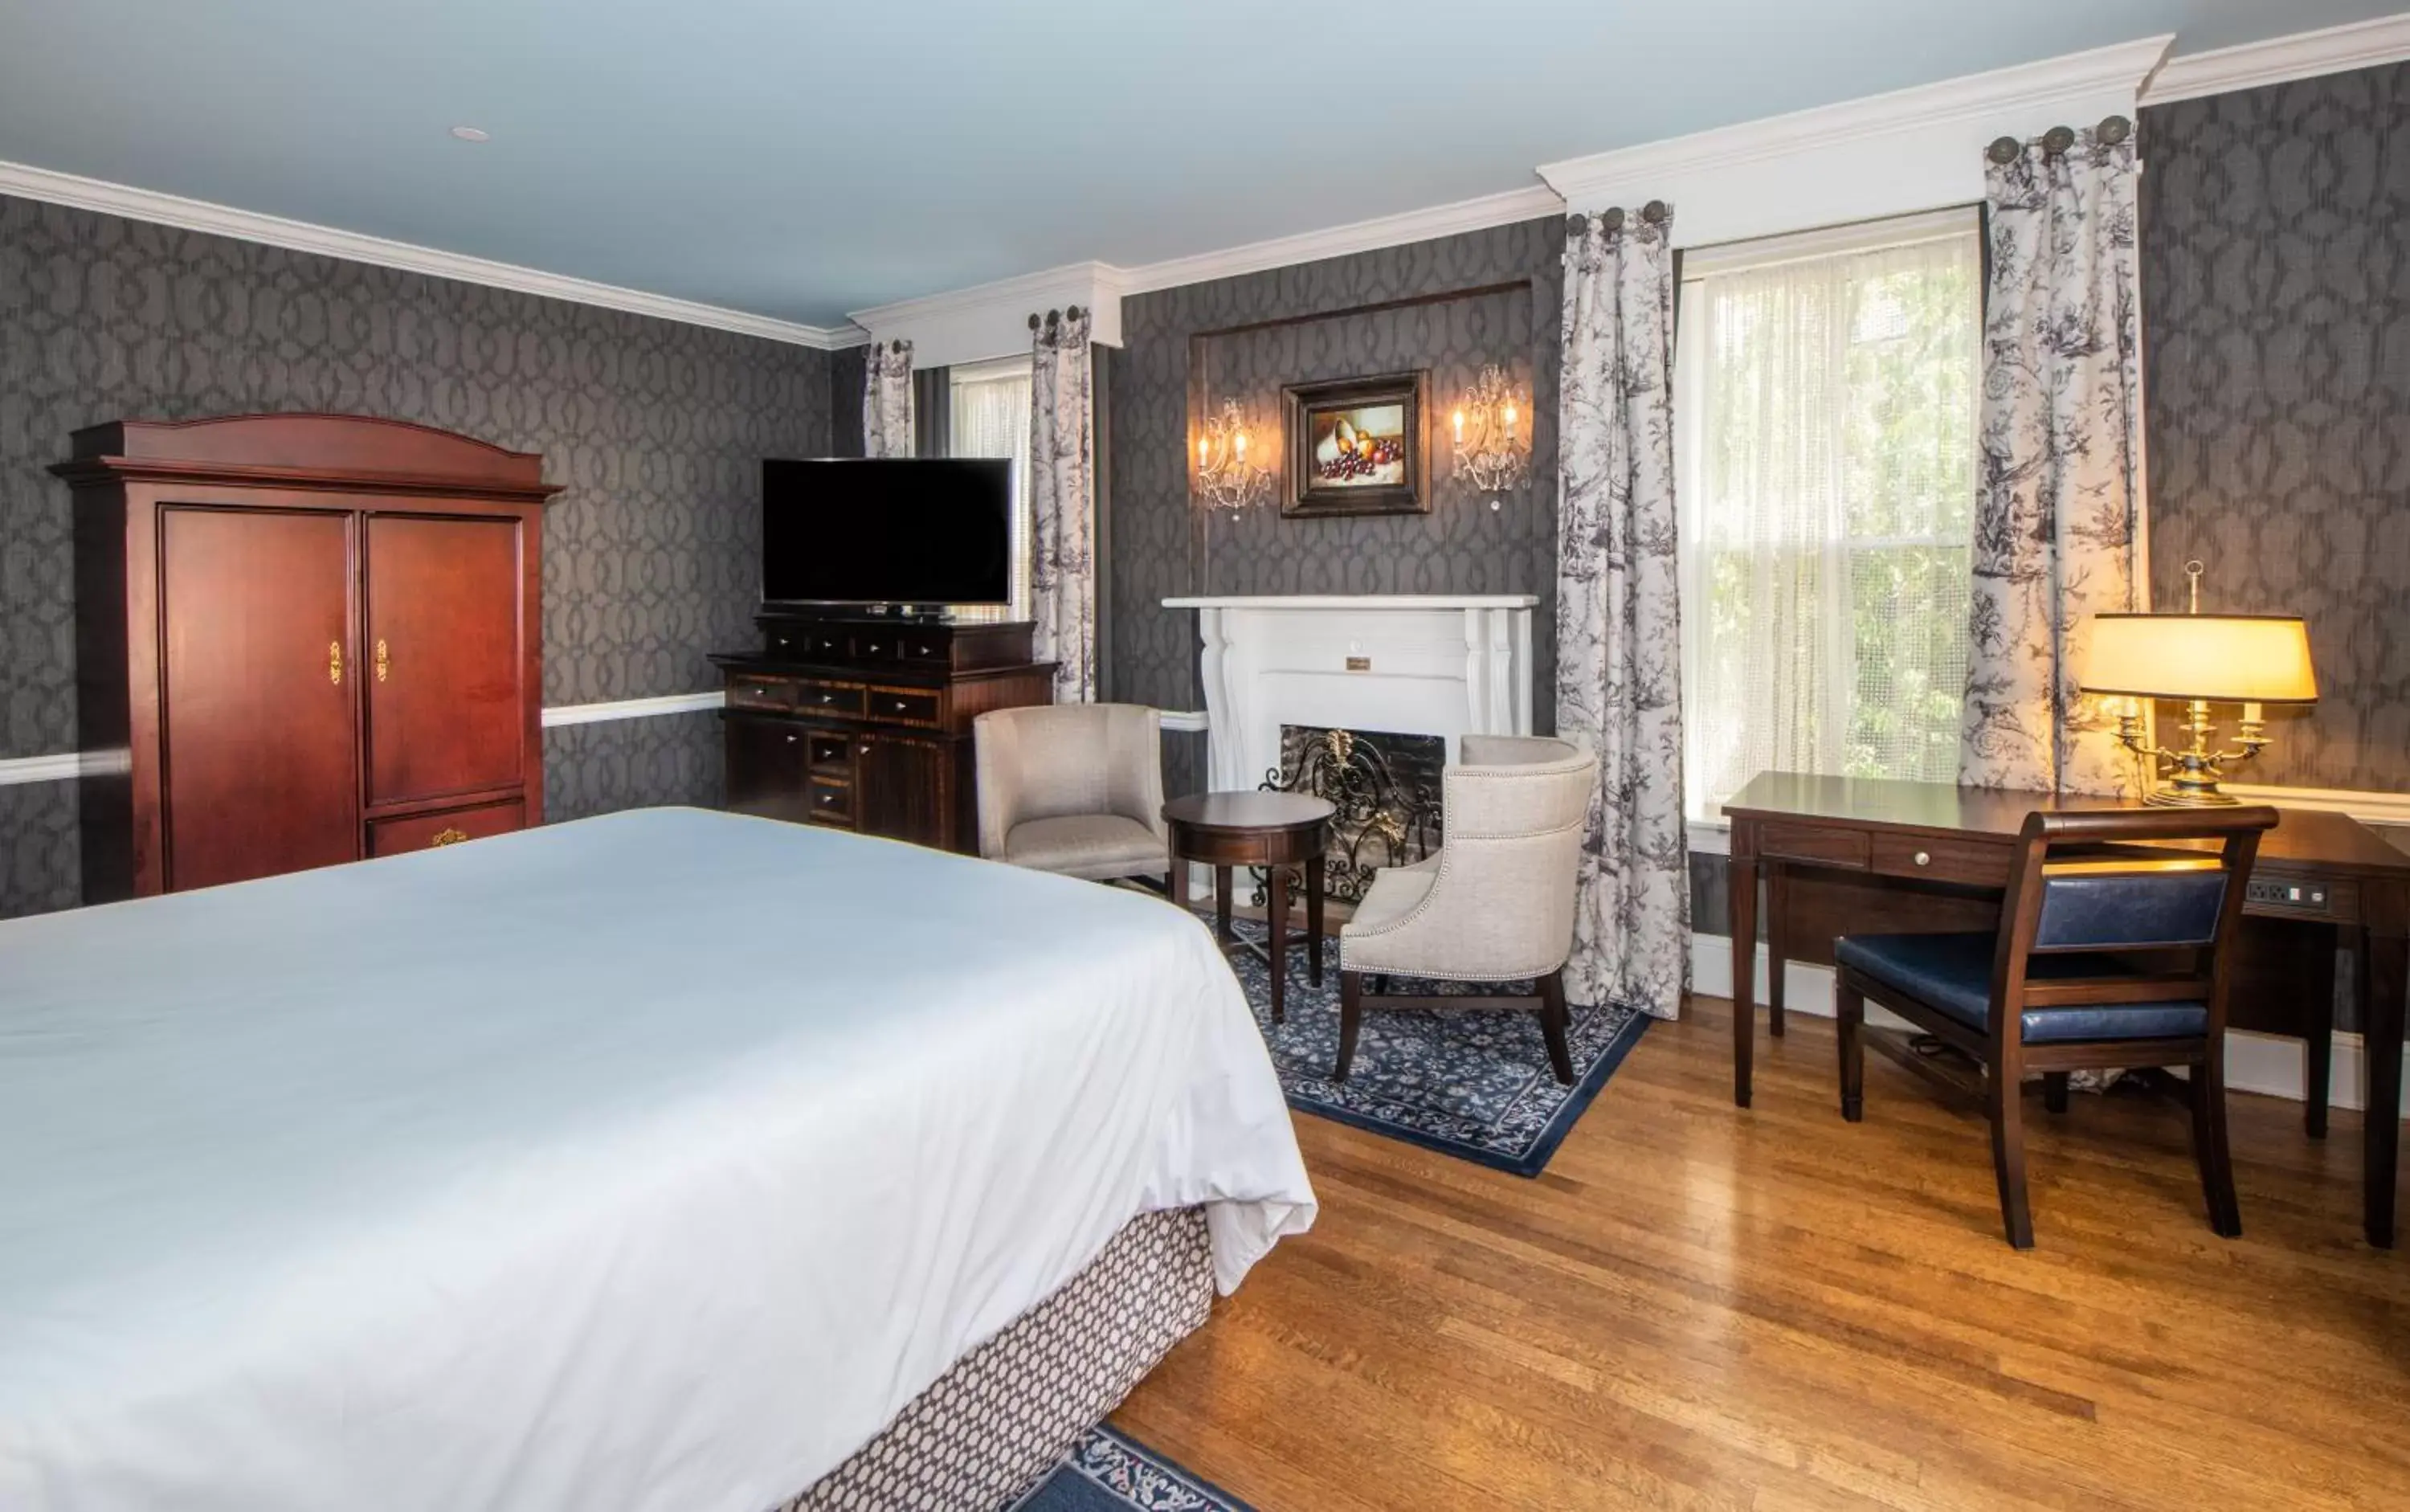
[0,1,2396,327]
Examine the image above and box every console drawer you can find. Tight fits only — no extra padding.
[901,631,951,664]
[807,730,856,774]
[868,686,942,726]
[797,680,864,717]
[727,675,794,712]
[852,628,907,662]
[1871,832,2012,887]
[807,777,855,825]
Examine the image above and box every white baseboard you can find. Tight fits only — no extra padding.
[1691,932,2407,1118]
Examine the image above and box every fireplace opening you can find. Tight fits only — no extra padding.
[1252,725,1444,906]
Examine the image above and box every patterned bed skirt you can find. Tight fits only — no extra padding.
[778,1206,1215,1512]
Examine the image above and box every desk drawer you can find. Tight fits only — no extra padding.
[797,680,864,717]
[868,686,942,727]
[1872,832,2012,887]
[1760,823,1869,869]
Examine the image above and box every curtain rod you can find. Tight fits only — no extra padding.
[1989,114,2132,164]
[1566,200,1669,235]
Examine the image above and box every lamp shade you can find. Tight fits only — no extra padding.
[2079,614,2318,705]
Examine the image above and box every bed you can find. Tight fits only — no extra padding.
[0,807,1315,1511]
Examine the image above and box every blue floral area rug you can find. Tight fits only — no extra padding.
[1009,1426,1252,1511]
[1219,919,1651,1176]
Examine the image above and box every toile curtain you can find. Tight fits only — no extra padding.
[862,338,915,458]
[1028,309,1097,704]
[1959,125,2146,797]
[1556,208,1690,1021]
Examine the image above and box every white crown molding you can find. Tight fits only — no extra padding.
[1117,182,1566,297]
[1537,35,2171,247]
[2142,12,2410,104]
[0,158,857,350]
[848,260,1132,370]
[539,691,726,728]
[845,182,1566,370]
[1538,35,2174,203]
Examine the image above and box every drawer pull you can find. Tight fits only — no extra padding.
[786,734,799,744]
[818,692,836,705]
[865,641,882,654]
[328,640,343,685]
[891,698,911,713]
[1914,851,1931,867]
[860,743,872,756]
[430,827,471,848]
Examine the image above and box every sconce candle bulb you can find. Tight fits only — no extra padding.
[1450,364,1530,501]
[1193,396,1270,513]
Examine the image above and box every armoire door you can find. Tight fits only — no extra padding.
[158,506,360,889]
[364,513,527,805]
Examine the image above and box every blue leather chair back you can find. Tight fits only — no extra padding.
[2030,860,2231,953]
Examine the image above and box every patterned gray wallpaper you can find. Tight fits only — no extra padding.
[0,193,831,914]
[2140,62,2410,792]
[1108,217,1566,796]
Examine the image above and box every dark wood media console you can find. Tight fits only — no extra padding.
[709,614,1054,853]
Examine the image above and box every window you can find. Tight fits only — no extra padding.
[947,358,1033,621]
[1675,210,1981,823]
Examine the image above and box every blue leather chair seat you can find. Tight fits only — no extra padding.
[1834,931,2209,1044]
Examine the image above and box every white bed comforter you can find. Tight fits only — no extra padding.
[0,807,1314,1512]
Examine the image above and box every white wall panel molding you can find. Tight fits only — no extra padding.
[538,691,726,729]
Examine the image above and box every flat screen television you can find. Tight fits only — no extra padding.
[761,457,1011,607]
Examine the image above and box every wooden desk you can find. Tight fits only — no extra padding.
[1723,772,2410,1248]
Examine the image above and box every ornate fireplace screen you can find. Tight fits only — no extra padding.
[1253,725,1444,907]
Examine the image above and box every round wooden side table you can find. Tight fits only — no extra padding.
[1161,791,1335,1024]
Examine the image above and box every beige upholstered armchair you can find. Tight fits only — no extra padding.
[973,705,1170,885]
[1337,734,1599,1085]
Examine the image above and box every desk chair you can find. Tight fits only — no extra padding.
[1832,807,2277,1249]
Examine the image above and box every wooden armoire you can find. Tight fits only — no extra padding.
[56,415,560,901]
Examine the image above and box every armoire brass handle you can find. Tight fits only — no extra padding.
[429,827,471,847]
[329,641,343,685]
[375,639,390,683]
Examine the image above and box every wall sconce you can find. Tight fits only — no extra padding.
[1193,397,1270,513]
[1450,364,1528,509]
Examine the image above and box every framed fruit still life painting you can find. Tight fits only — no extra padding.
[1280,371,1429,517]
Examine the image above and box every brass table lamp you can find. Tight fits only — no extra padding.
[2078,563,2318,807]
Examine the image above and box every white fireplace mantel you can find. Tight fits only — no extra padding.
[1161,594,1539,792]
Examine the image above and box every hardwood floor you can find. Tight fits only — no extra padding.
[1115,995,2410,1510]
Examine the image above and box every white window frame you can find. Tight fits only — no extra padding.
[1675,206,1983,836]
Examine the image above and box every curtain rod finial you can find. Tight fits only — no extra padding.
[1987,135,2022,165]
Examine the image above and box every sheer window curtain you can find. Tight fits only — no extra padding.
[948,359,1034,624]
[1677,215,1981,822]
